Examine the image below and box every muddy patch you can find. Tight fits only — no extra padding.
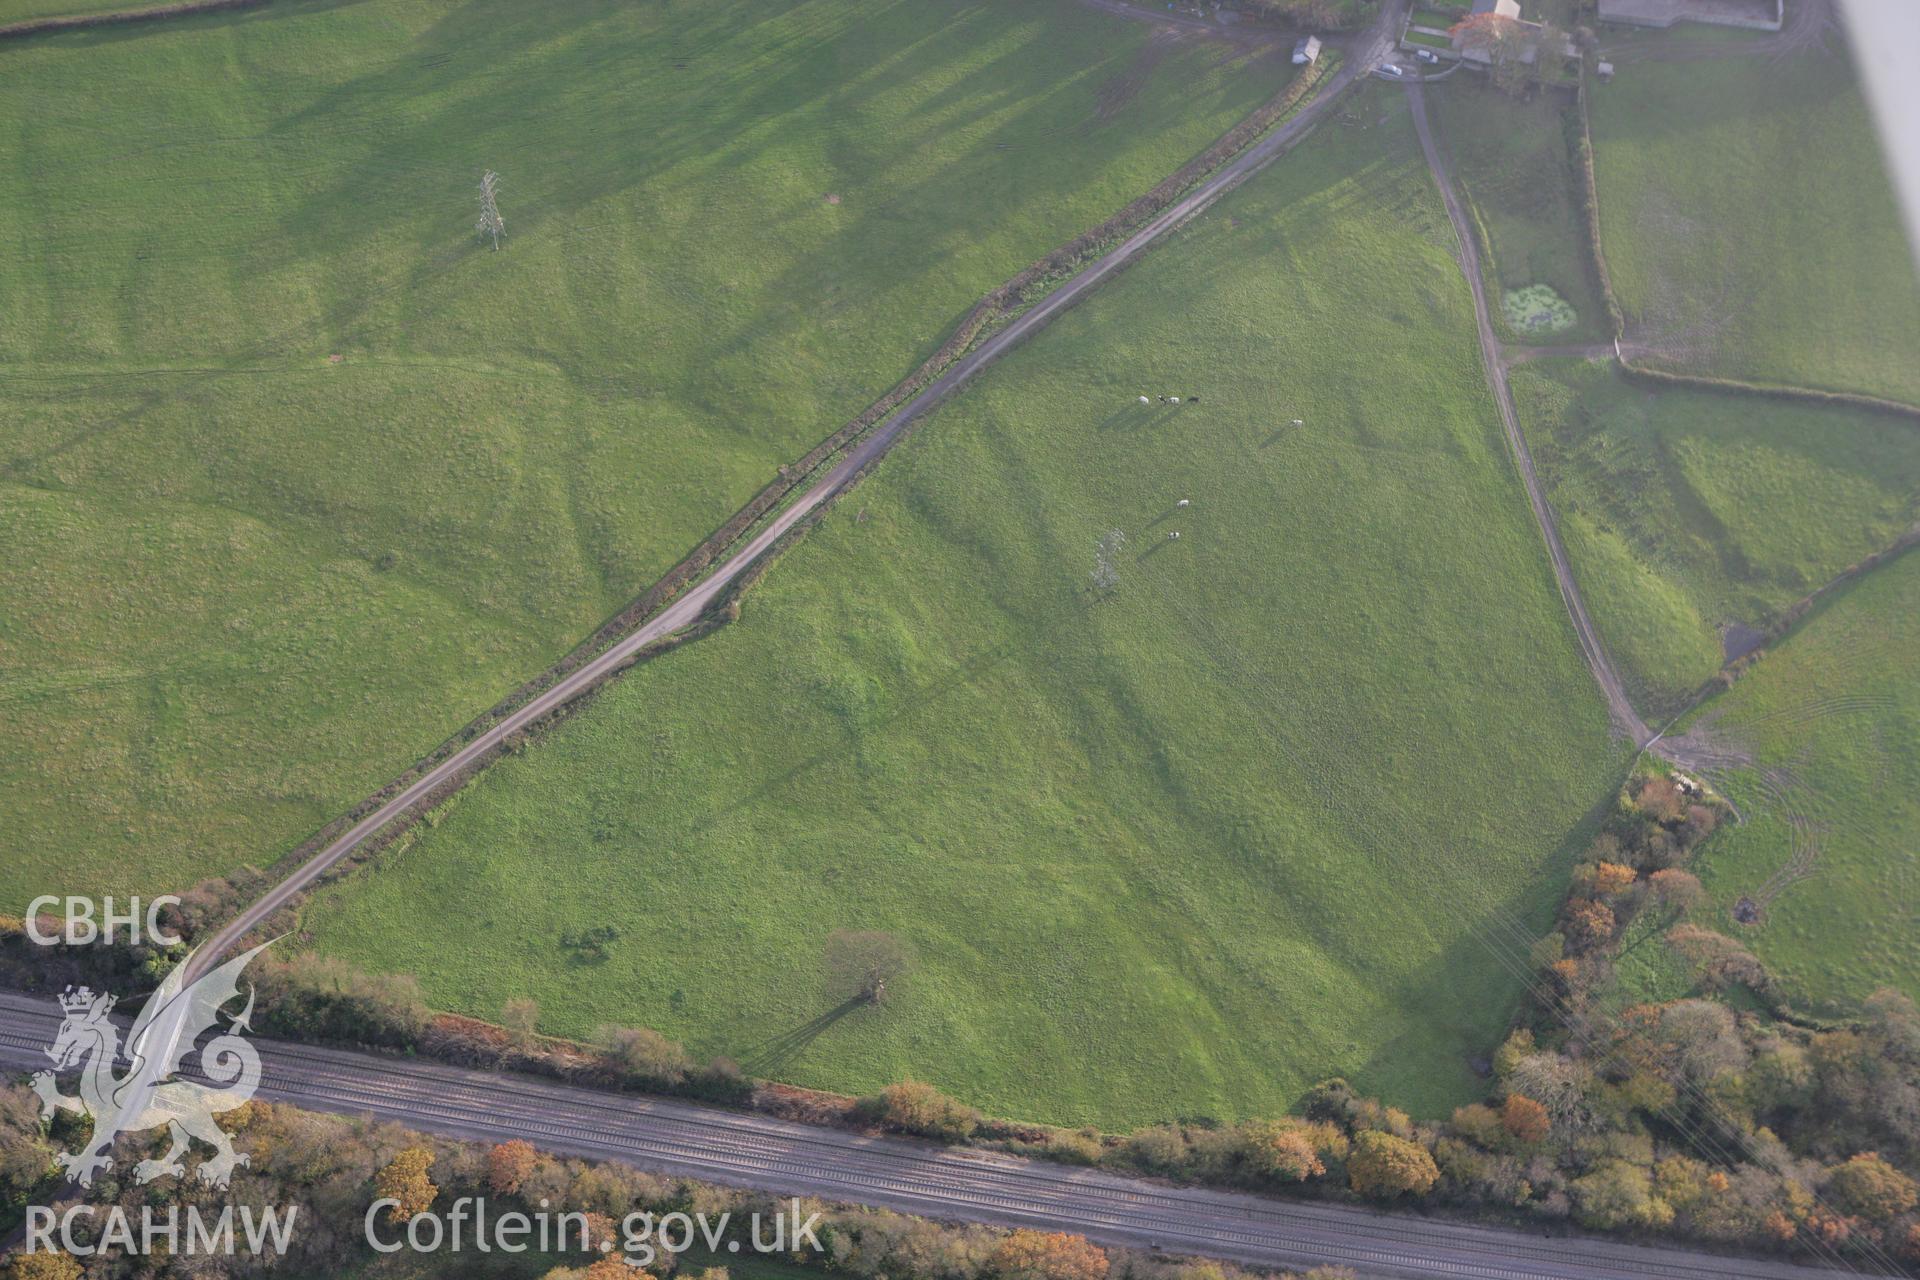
[1720,620,1766,663]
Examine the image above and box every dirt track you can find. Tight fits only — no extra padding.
[186,0,1412,983]
[1407,80,1654,747]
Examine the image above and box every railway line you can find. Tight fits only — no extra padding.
[0,994,1851,1280]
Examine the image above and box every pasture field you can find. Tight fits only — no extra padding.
[0,0,1285,896]
[1429,79,1606,343]
[1586,42,1920,403]
[0,0,149,21]
[306,87,1625,1130]
[1510,358,1920,716]
[1679,553,1920,1012]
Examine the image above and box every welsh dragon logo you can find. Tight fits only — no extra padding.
[30,942,272,1189]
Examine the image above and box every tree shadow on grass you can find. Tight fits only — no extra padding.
[738,996,868,1078]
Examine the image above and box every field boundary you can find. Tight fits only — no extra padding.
[1647,525,1920,738]
[1571,74,1920,421]
[0,0,262,41]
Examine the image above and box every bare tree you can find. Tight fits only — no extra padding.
[824,929,908,1004]
[476,169,505,250]
[1091,528,1126,593]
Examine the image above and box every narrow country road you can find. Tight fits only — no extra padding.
[185,0,1412,984]
[1405,81,1653,747]
[0,994,1851,1280]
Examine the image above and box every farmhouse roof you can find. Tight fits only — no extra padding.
[1469,0,1523,17]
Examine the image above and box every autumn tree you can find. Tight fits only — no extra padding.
[1450,1103,1503,1149]
[487,1140,539,1196]
[1572,1159,1674,1231]
[1347,1131,1439,1199]
[1667,925,1769,993]
[1507,1052,1595,1132]
[1448,12,1536,93]
[1825,1152,1919,1223]
[1563,898,1616,951]
[990,1230,1109,1280]
[1636,775,1684,822]
[541,1261,637,1280]
[375,1146,438,1223]
[1240,1119,1325,1182]
[1866,988,1920,1061]
[1501,1094,1551,1146]
[599,1025,694,1085]
[825,929,909,1004]
[1588,862,1637,898]
[1648,869,1704,916]
[874,1080,980,1141]
[5,1255,83,1280]
[1653,1155,1711,1213]
[1656,999,1750,1087]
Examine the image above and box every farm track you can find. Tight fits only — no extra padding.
[17,8,1900,1276]
[183,0,1412,985]
[1406,80,1654,749]
[0,994,1854,1280]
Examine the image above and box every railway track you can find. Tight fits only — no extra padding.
[0,995,1851,1280]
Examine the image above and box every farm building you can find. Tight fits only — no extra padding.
[1595,0,1784,31]
[1292,35,1322,64]
[1444,0,1579,69]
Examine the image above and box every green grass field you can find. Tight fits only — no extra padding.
[0,0,1285,897]
[1509,358,1920,715]
[1679,553,1920,1013]
[304,86,1626,1131]
[1430,80,1606,344]
[1586,42,1920,403]
[0,0,154,21]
